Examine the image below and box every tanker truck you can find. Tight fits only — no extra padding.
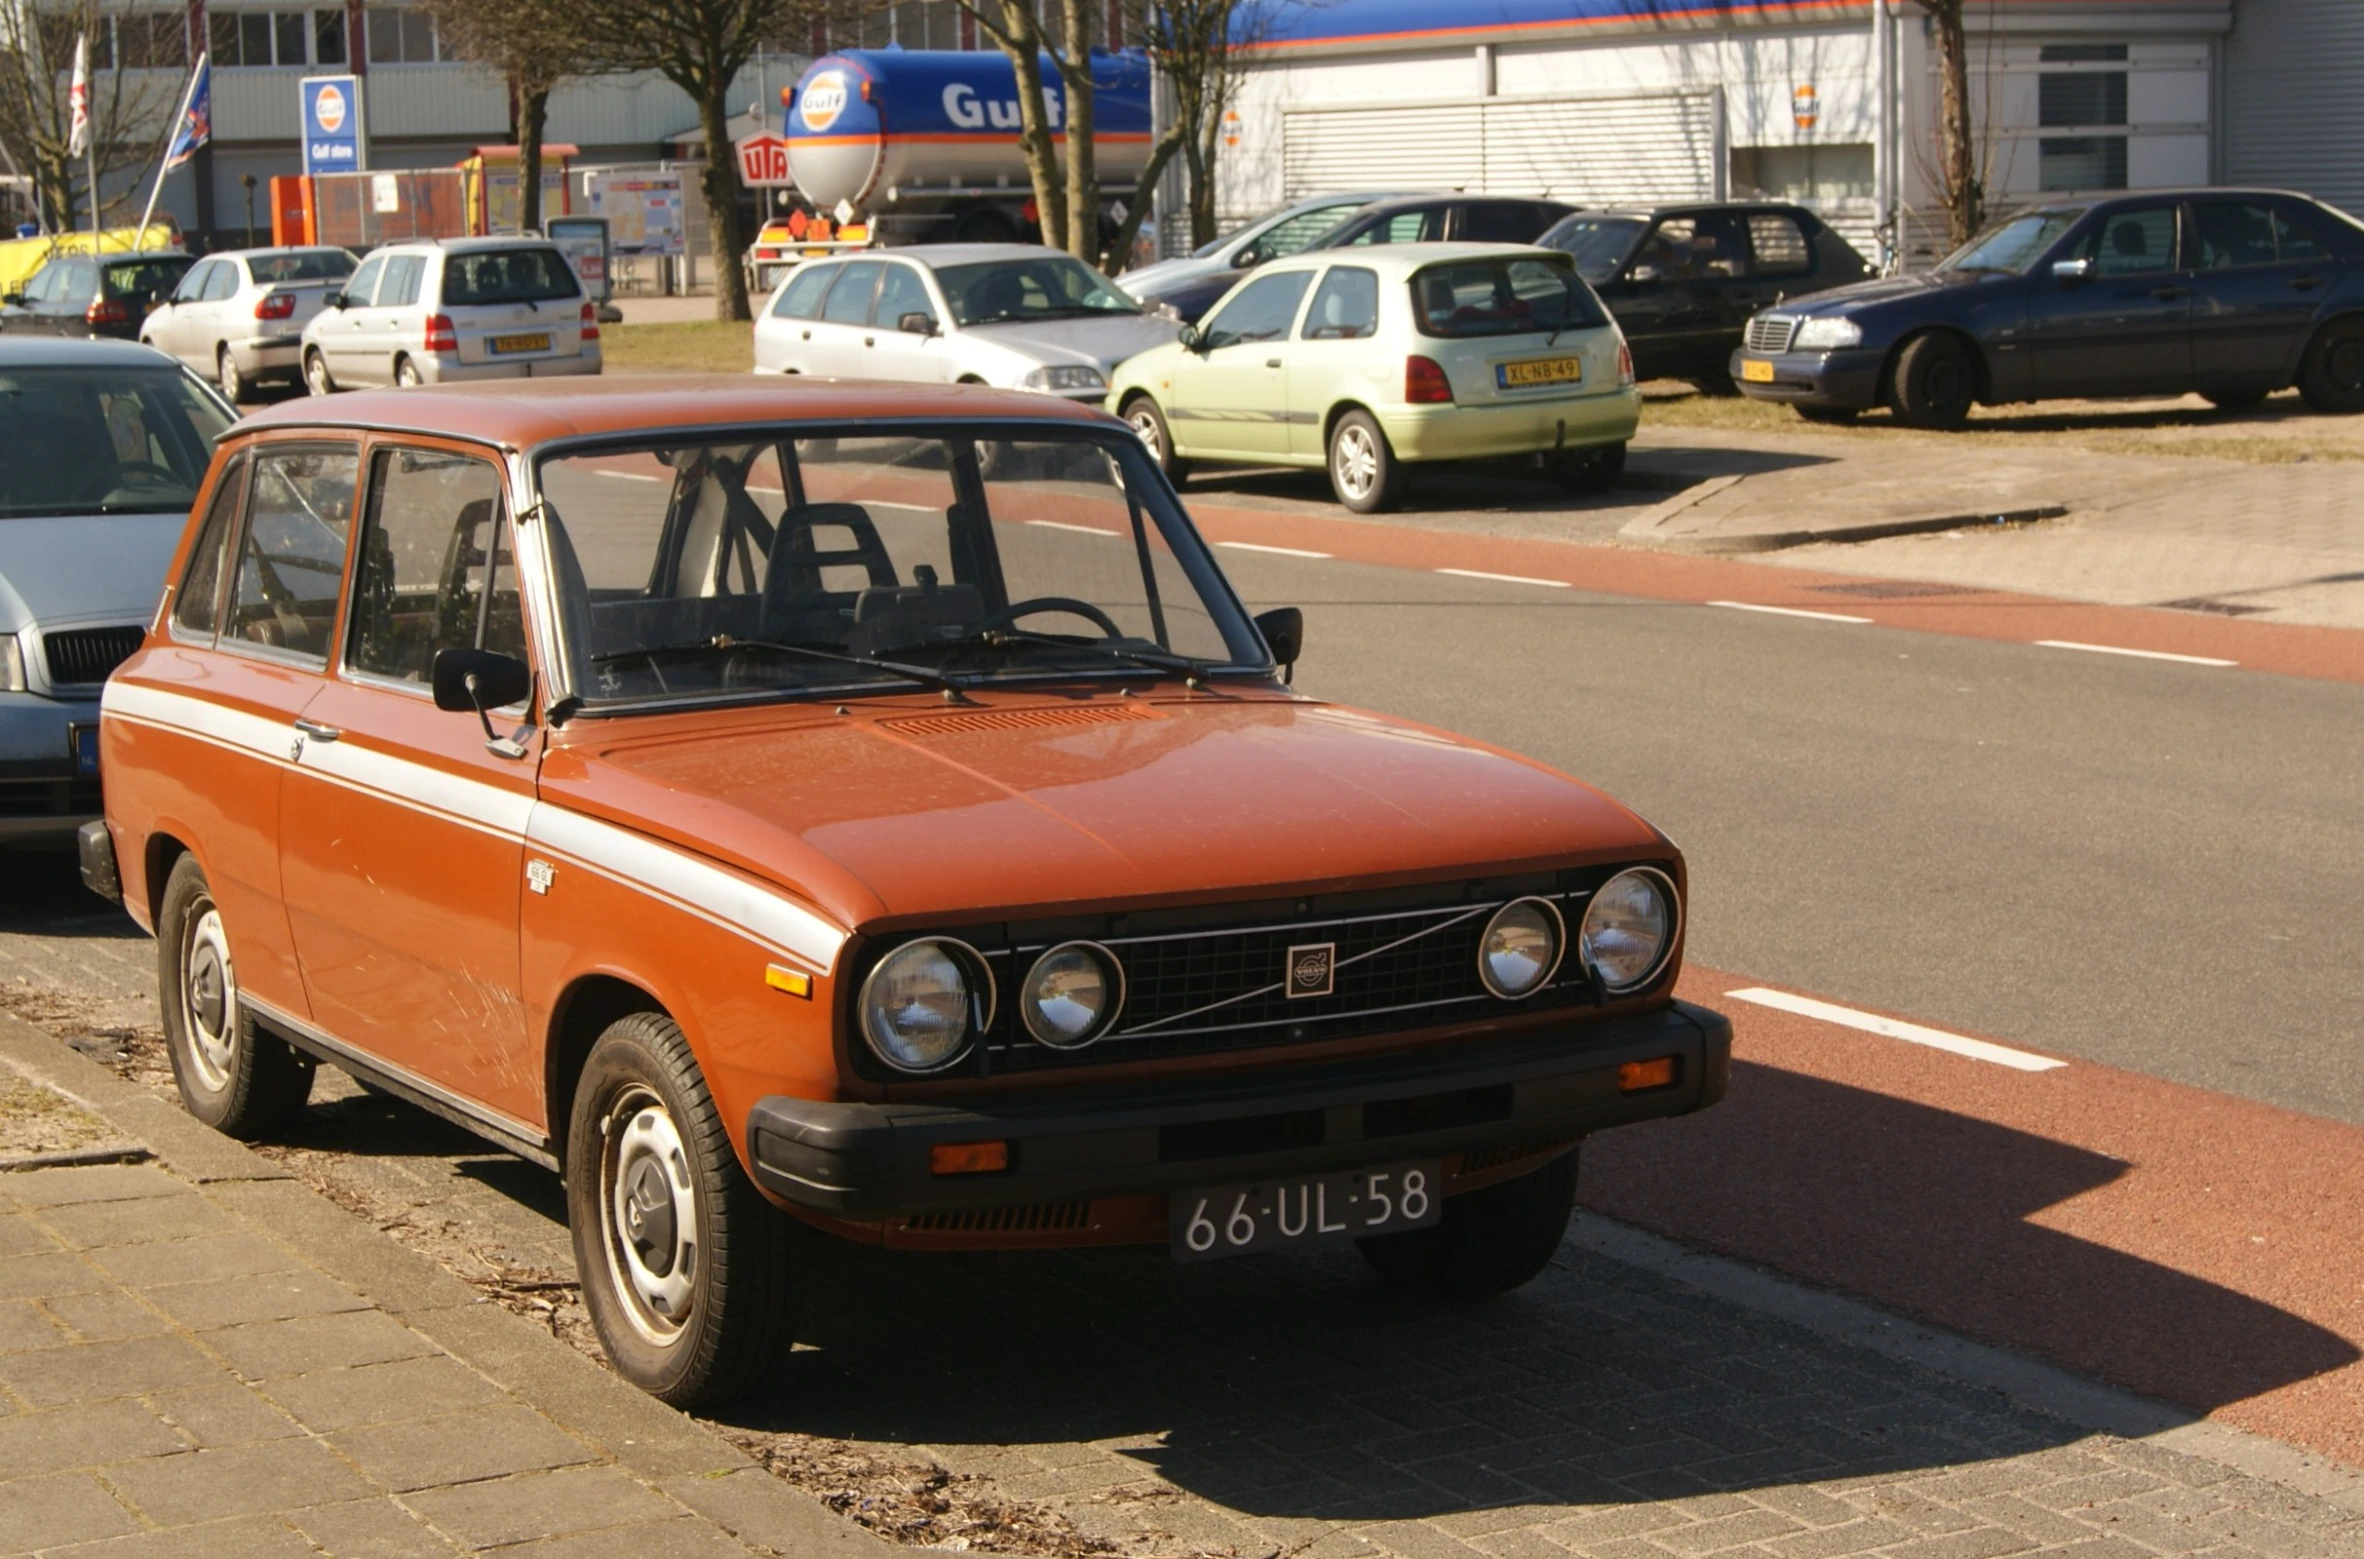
[780,48,1153,251]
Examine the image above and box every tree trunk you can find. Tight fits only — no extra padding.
[1189,112,1219,250]
[1103,123,1182,272]
[999,26,1066,252]
[695,78,750,321]
[1926,0,1981,246]
[517,82,549,234]
[1058,0,1097,263]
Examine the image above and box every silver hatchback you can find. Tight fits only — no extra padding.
[299,236,601,392]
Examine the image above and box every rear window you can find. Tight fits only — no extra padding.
[105,257,191,298]
[251,250,355,283]
[440,247,581,306]
[1410,256,1607,338]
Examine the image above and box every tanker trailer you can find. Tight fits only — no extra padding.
[783,49,1153,251]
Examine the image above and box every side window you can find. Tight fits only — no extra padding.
[2190,200,2279,270]
[874,264,934,329]
[2078,206,2176,277]
[820,261,882,325]
[344,254,386,307]
[2273,207,2331,263]
[172,262,215,303]
[1347,210,1433,246]
[227,445,360,663]
[1461,203,1541,244]
[1747,212,1814,276]
[349,447,521,684]
[1301,266,1380,340]
[1634,213,1751,279]
[202,263,240,302]
[1201,271,1313,349]
[773,263,837,318]
[67,260,100,302]
[1246,203,1365,263]
[379,255,425,308]
[173,457,247,642]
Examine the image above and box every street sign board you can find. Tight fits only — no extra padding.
[585,169,686,257]
[301,76,366,175]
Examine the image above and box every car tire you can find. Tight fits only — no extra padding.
[2297,317,2364,414]
[1357,1148,1579,1299]
[1887,332,1977,430]
[1328,409,1405,513]
[2202,389,2271,411]
[156,854,314,1138]
[1121,395,1190,487]
[216,347,246,404]
[1794,405,1860,425]
[567,1011,800,1408]
[1688,372,1741,398]
[394,356,423,388]
[1552,440,1626,493]
[303,349,336,397]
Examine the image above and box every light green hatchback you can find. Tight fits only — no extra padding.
[1107,242,1639,513]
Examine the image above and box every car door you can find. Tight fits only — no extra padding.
[757,261,839,372]
[1286,265,1382,460]
[322,253,385,382]
[861,261,946,383]
[277,441,537,1119]
[149,260,214,364]
[806,260,883,376]
[1596,213,1738,381]
[1167,269,1314,459]
[2025,202,2192,397]
[194,259,242,364]
[366,254,426,379]
[41,258,99,334]
[2185,197,2343,390]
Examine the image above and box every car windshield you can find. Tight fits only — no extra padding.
[104,257,190,298]
[934,258,1139,326]
[1412,255,1609,337]
[0,363,230,519]
[1939,210,2086,274]
[1538,215,1648,283]
[533,427,1264,709]
[441,247,581,305]
[251,249,354,283]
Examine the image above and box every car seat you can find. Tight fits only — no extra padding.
[759,502,899,645]
[972,270,1027,321]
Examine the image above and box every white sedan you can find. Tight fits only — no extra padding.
[752,243,1179,403]
[139,245,356,402]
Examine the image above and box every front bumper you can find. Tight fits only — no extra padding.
[0,696,101,843]
[1729,346,1886,409]
[747,1000,1729,1220]
[417,350,603,384]
[1380,386,1641,463]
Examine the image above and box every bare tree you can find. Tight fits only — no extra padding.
[422,0,617,232]
[1142,0,1264,254]
[0,3,176,234]
[1913,0,1983,247]
[944,0,1099,261]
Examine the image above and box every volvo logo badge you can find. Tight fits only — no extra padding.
[1286,942,1335,998]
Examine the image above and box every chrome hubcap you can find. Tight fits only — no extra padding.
[1128,411,1161,457]
[305,356,327,394]
[1334,426,1377,498]
[602,1089,697,1346]
[180,907,237,1092]
[2329,338,2364,392]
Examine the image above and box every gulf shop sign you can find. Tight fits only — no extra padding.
[301,76,367,175]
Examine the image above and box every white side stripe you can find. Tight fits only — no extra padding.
[104,679,290,761]
[1027,520,1119,536]
[297,735,536,838]
[1726,987,2067,1072]
[1218,541,1332,559]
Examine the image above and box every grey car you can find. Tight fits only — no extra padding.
[299,236,600,392]
[752,244,1180,402]
[1121,192,1412,323]
[0,337,234,844]
[140,245,357,402]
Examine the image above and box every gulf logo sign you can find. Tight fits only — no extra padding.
[800,71,849,133]
[314,83,346,133]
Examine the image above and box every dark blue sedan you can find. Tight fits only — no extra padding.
[1731,188,2364,428]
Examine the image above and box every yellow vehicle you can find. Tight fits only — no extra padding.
[0,224,183,298]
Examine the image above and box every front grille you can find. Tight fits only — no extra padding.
[903,1201,1093,1233]
[0,777,100,818]
[42,626,145,688]
[1744,315,1797,354]
[1458,1139,1577,1175]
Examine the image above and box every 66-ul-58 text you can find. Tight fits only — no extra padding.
[1172,1162,1440,1262]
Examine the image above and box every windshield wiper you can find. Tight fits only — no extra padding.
[925,627,1212,685]
[590,634,974,700]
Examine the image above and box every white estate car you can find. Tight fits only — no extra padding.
[139,246,356,403]
[752,244,1178,402]
[299,236,601,392]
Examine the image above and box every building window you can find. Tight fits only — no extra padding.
[65,11,190,72]
[209,9,348,67]
[365,7,444,64]
[2038,43,2128,191]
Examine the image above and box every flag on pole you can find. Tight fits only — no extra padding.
[66,34,90,158]
[162,55,211,170]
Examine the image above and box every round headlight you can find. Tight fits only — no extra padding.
[858,939,989,1073]
[1579,868,1678,993]
[1478,897,1565,999]
[1020,941,1124,1049]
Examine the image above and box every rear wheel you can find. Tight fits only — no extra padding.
[1358,1149,1579,1298]
[393,356,423,388]
[1122,394,1190,487]
[2202,388,2270,411]
[2297,317,2364,414]
[215,347,247,404]
[1887,332,1977,429]
[302,349,335,397]
[567,1011,800,1407]
[1328,410,1405,513]
[156,855,313,1138]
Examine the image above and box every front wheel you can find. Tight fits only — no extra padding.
[1358,1149,1579,1298]
[156,855,313,1138]
[2297,317,2364,414]
[1328,410,1406,513]
[303,349,336,397]
[567,1012,800,1407]
[1121,394,1190,487]
[216,347,247,404]
[1887,332,1977,430]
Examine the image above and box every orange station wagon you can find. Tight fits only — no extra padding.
[83,379,1731,1404]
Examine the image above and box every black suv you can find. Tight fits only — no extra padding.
[1731,188,2364,427]
[1538,204,1872,389]
[0,251,194,340]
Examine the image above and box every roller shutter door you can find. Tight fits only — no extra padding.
[2224,0,2364,217]
[1283,90,1722,205]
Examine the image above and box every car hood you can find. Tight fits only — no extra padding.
[1775,269,2002,317]
[1123,255,1226,296]
[540,694,1667,931]
[960,313,1182,373]
[0,511,185,632]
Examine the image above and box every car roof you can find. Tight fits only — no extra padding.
[862,243,1082,268]
[215,245,349,261]
[371,235,565,254]
[0,336,182,368]
[231,375,1118,451]
[40,250,188,266]
[1561,202,1812,221]
[1255,241,1562,276]
[1346,194,1562,216]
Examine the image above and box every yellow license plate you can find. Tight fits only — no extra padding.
[1741,358,1776,383]
[490,333,552,355]
[1496,356,1582,389]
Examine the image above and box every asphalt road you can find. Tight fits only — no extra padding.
[1213,549,2364,1129]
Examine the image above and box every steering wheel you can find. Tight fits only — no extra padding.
[109,461,182,487]
[982,597,1124,639]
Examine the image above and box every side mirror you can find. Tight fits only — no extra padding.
[2051,257,2095,283]
[898,311,937,336]
[1231,246,1260,270]
[1176,323,1204,353]
[432,647,533,755]
[1255,606,1303,682]
[326,291,348,309]
[1,292,22,307]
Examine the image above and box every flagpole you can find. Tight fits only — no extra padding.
[137,52,207,246]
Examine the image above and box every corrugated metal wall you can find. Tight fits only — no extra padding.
[2223,0,2364,217]
[1281,91,1723,207]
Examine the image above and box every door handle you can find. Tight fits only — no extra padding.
[800,328,811,340]
[292,718,342,743]
[1265,358,1282,368]
[864,335,875,347]
[2150,285,2190,301]
[2292,274,2322,291]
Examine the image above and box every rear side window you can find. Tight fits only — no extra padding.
[379,255,425,308]
[1747,212,1813,276]
[345,255,386,307]
[1345,210,1436,246]
[774,263,837,318]
[2274,208,2332,262]
[1200,270,1312,349]
[173,457,246,641]
[227,445,359,664]
[1412,257,1607,338]
[440,247,581,306]
[200,264,239,302]
[1300,267,1379,340]
[1634,212,1750,279]
[349,447,522,683]
[1460,203,1545,244]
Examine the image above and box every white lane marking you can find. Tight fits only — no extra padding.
[595,469,665,481]
[1436,568,1570,589]
[1726,987,2067,1073]
[1708,600,1873,625]
[1219,541,1332,559]
[2035,639,2237,668]
[1027,520,1119,536]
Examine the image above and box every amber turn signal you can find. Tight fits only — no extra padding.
[929,1140,1010,1176]
[1618,1056,1677,1092]
[764,964,812,998]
